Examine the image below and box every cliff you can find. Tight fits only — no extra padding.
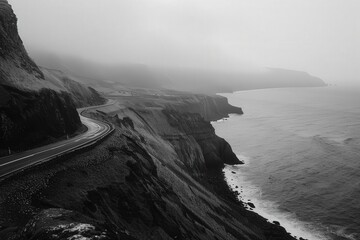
[0,93,295,240]
[161,109,240,169]
[0,0,105,154]
[163,94,243,121]
[0,0,45,89]
[108,91,243,122]
[0,84,81,153]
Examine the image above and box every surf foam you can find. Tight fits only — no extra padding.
[224,155,329,240]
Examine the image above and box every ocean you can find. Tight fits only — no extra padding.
[212,87,360,240]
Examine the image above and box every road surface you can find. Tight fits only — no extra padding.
[0,102,114,179]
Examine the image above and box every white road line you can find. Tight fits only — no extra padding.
[74,138,86,142]
[0,154,35,167]
[49,144,67,150]
[35,143,67,155]
[0,143,69,167]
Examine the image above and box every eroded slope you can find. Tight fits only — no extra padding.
[0,96,295,240]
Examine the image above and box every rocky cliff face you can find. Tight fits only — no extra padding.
[0,84,81,153]
[0,0,106,104]
[113,91,243,122]
[0,0,105,153]
[0,0,45,89]
[162,109,240,169]
[0,96,295,240]
[164,94,243,121]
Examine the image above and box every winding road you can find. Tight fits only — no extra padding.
[0,101,114,180]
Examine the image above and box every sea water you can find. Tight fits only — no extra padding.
[212,87,360,240]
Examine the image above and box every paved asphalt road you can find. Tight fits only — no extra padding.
[0,101,114,179]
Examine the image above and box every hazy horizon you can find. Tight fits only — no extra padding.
[8,0,360,86]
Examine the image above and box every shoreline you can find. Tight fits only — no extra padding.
[210,107,327,240]
[206,167,297,239]
[223,163,327,240]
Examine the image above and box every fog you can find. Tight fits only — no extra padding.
[8,0,360,85]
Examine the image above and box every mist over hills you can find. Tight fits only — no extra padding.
[31,52,326,94]
[157,66,326,93]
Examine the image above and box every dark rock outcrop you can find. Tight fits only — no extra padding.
[165,94,243,121]
[162,109,241,169]
[0,84,81,152]
[0,0,44,86]
[0,0,106,153]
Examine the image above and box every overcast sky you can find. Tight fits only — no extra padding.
[8,0,360,84]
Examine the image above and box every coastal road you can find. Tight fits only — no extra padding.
[0,101,114,180]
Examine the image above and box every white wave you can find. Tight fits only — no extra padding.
[224,162,329,240]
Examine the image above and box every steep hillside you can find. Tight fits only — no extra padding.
[0,0,104,154]
[0,84,81,153]
[41,68,106,107]
[0,96,295,240]
[0,0,47,90]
